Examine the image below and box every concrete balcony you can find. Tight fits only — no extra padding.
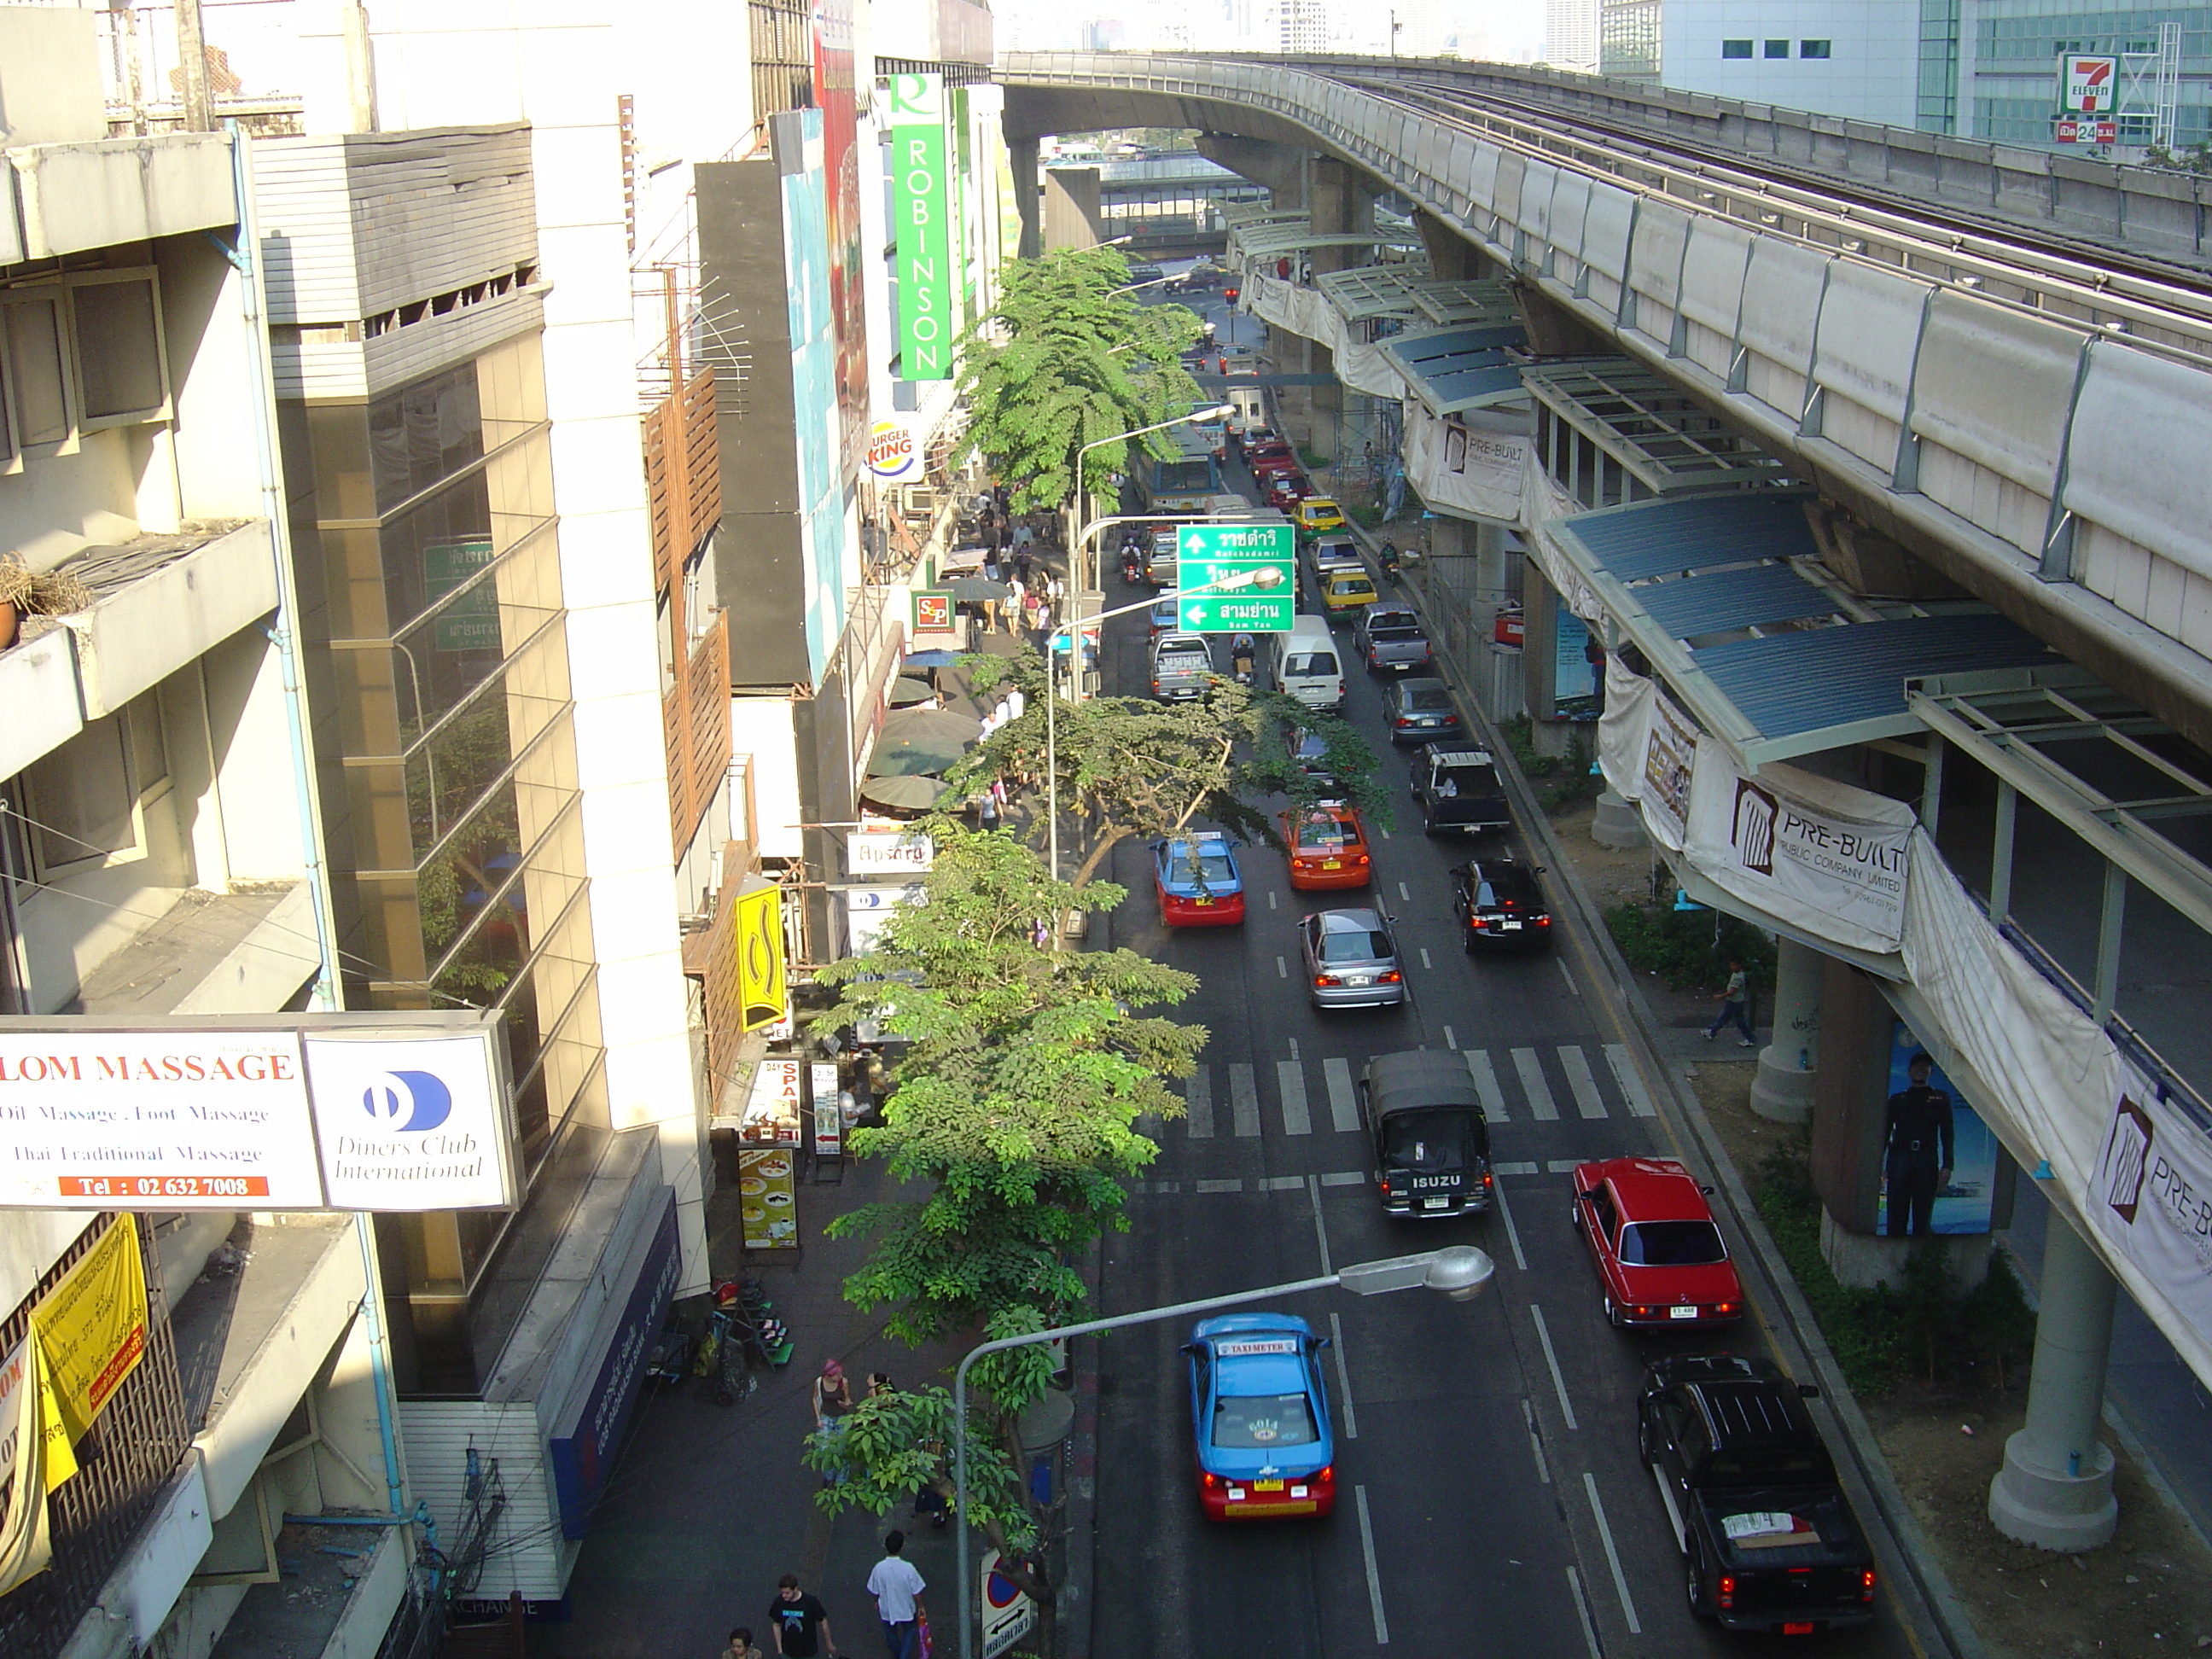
[0,520,277,779]
[74,882,320,1019]
[5,131,236,263]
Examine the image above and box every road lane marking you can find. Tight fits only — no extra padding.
[1324,1057,1360,1132]
[1276,955,1288,978]
[1195,1179,1242,1193]
[1547,1159,1583,1173]
[1185,1069,1214,1138]
[1605,1044,1658,1118]
[1319,1170,1365,1186]
[1307,1173,1335,1274]
[1419,947,1433,969]
[1529,1304,1579,1429]
[1441,1023,1457,1049]
[1561,1045,1609,1120]
[1557,958,1580,997]
[1354,1486,1390,1645]
[1261,1174,1305,1190]
[1287,1037,1300,1060]
[1278,1061,1313,1135]
[1377,826,1390,841]
[1465,1049,1507,1122]
[1329,1311,1358,1440]
[1397,881,1411,901]
[1513,1047,1560,1121]
[1229,1064,1261,1138]
[1268,889,1278,910]
[1566,1567,1604,1659]
[1493,1161,1539,1176]
[1584,1471,1644,1634]
[1492,1173,1528,1270]
[1521,1397,1551,1483]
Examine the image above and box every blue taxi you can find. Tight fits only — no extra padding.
[1152,833,1246,927]
[1182,1313,1336,1519]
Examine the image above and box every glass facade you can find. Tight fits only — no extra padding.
[1962,5,2212,147]
[1601,0,1664,79]
[284,329,608,1393]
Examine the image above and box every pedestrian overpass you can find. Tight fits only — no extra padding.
[1001,49,2212,1554]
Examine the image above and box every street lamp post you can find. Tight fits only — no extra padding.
[952,1245,1494,1659]
[1064,405,1235,594]
[1040,564,1287,893]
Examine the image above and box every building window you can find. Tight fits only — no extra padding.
[18,696,167,876]
[1801,38,1832,58]
[1721,38,1753,57]
[2,289,73,449]
[1765,38,1790,58]
[70,275,167,426]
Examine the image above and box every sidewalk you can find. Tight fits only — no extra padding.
[531,1155,969,1659]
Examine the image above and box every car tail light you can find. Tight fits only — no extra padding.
[1718,1575,1736,1611]
[1314,974,1342,987]
[1714,1302,1738,1315]
[1354,853,1370,866]
[1481,1171,1495,1187]
[1395,716,1414,727]
[1536,915,1552,928]
[1377,970,1402,983]
[1202,1471,1221,1490]
[1313,1464,1334,1486]
[1861,1569,1877,1601]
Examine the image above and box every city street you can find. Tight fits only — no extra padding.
[1084,487,1918,1656]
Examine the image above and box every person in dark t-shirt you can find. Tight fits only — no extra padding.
[767,1573,835,1658]
[1883,1052,1954,1237]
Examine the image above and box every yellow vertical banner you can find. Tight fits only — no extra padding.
[734,879,789,1031]
[0,1335,52,1597]
[32,1215,148,1449]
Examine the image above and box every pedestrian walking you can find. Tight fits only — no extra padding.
[812,1359,854,1484]
[766,1575,835,1659]
[1881,1052,1954,1237]
[1703,958,1756,1046]
[865,1533,928,1659]
[1013,547,1033,585]
[725,1629,765,1659]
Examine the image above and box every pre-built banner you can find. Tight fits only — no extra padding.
[1683,740,1914,954]
[2092,1065,2212,1336]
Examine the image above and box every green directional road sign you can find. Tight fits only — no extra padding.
[1175,521,1295,633]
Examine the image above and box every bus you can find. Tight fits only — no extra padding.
[1143,426,1225,513]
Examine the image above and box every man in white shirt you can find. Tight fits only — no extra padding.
[864,1531,927,1659]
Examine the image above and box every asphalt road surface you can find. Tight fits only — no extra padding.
[1085,456,1918,1657]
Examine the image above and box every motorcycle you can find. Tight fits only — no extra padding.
[1379,543,1401,582]
[1121,548,1147,586]
[1229,635,1256,685]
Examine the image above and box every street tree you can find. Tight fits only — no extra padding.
[956,247,1208,515]
[807,826,1203,1644]
[946,647,1391,887]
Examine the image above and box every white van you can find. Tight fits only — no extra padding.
[1267,615,1344,711]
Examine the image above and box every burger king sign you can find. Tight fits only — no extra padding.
[866,419,921,482]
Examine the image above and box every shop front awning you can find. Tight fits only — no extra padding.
[1377,323,1528,417]
[1549,492,2060,765]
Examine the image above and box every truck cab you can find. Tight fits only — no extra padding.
[1411,746,1511,835]
[1356,1050,1494,1219]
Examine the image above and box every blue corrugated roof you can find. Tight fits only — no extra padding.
[1694,614,2056,742]
[1560,493,1821,583]
[1637,563,1839,638]
[1381,324,1528,414]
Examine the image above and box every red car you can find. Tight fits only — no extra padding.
[1281,806,1372,891]
[1570,1157,1744,1328]
[1266,477,1313,513]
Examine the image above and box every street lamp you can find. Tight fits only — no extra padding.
[1065,405,1237,592]
[1039,563,1289,892]
[952,1246,1495,1659]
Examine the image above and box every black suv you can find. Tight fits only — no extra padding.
[1449,859,1552,951]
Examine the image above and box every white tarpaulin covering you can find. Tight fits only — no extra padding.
[2092,1065,2212,1367]
[1683,740,1915,954]
[1241,274,1406,399]
[1598,655,1653,803]
[1400,399,1530,522]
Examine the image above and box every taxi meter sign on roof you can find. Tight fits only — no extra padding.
[1214,1337,1301,1357]
[1177,521,1295,633]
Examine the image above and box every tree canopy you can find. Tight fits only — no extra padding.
[945,646,1392,886]
[956,247,1208,515]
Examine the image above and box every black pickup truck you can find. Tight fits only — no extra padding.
[1356,1050,1494,1219]
[1638,1354,1877,1636]
[1409,744,1511,836]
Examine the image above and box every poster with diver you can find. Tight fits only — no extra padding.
[1875,1022,2002,1235]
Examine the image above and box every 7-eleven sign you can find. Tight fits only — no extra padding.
[2063,53,2118,114]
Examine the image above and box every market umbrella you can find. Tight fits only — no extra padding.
[866,732,971,778]
[903,649,960,669]
[859,774,950,812]
[945,577,1015,602]
[881,707,981,747]
[887,677,937,708]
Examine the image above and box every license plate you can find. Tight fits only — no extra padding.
[1423,1196,1450,1209]
[1343,975,1370,986]
[1499,919,1522,930]
[1782,1623,1815,1636]
[1669,1305,1699,1319]
[1250,1480,1285,1492]
[1193,897,1214,906]
[1322,859,1342,870]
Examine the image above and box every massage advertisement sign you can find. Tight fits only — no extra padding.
[0,1015,515,1211]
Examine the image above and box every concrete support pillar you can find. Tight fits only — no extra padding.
[1194,135,1309,211]
[1415,209,1487,278]
[1991,1211,2120,1549]
[1307,157,1375,276]
[1591,791,1647,849]
[1751,934,1824,1122]
[1041,166,1103,252]
[1008,133,1042,259]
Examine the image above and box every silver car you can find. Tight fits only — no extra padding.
[1298,907,1406,1009]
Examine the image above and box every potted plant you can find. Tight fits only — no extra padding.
[0,556,94,653]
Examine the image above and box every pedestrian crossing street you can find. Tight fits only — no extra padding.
[1158,1042,1656,1141]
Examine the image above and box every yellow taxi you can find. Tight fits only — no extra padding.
[1294,498,1348,535]
[1319,569,1379,616]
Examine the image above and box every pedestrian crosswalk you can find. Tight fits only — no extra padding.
[1163,1042,1658,1140]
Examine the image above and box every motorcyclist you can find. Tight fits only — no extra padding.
[1121,537,1146,585]
[1229,632,1257,684]
[1379,541,1401,581]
